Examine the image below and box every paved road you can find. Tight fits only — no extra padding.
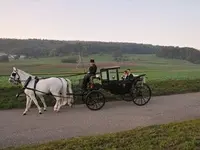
[0,92,200,149]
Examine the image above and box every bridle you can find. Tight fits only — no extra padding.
[10,71,20,83]
[10,69,26,84]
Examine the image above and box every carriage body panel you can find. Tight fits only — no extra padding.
[99,66,134,95]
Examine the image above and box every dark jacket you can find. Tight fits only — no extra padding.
[126,73,134,80]
[88,64,97,75]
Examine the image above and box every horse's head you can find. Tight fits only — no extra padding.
[9,67,21,85]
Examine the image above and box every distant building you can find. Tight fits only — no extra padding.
[8,54,27,60]
[8,54,17,59]
[19,55,26,59]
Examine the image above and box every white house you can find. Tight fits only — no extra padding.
[19,55,26,59]
[8,54,17,59]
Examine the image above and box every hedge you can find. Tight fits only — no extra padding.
[3,119,200,150]
[61,57,77,63]
[1,78,200,109]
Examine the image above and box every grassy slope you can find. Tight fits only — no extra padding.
[2,54,200,85]
[1,78,200,109]
[1,54,200,109]
[3,119,200,150]
[1,54,200,79]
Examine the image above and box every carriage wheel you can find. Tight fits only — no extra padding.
[131,83,152,106]
[81,90,89,103]
[85,90,106,111]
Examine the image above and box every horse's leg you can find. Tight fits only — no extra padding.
[27,99,32,111]
[54,99,59,111]
[68,95,74,108]
[23,95,31,115]
[38,95,47,111]
[68,96,73,108]
[54,97,62,112]
[30,94,42,114]
[56,99,62,112]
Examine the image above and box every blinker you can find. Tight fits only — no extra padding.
[12,73,16,76]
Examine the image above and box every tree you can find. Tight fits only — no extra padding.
[112,50,123,62]
[1,38,199,60]
[0,55,9,62]
[49,49,58,57]
[156,46,200,64]
[13,55,20,60]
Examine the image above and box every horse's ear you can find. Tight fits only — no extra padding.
[13,67,16,71]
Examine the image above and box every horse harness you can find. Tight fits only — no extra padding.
[16,76,44,98]
[16,75,70,99]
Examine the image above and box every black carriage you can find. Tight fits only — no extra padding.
[84,66,152,107]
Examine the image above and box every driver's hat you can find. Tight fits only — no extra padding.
[90,58,95,63]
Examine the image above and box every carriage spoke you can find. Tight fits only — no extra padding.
[134,95,143,105]
[87,94,103,109]
[132,83,151,106]
[89,99,99,109]
[86,91,106,111]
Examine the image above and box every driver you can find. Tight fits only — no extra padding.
[82,59,97,91]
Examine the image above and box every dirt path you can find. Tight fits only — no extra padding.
[0,92,200,149]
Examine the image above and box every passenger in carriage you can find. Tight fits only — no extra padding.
[121,69,134,88]
[121,70,128,80]
[82,59,97,91]
[126,68,134,80]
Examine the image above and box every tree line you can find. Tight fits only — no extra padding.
[156,46,200,64]
[1,38,200,64]
[0,38,159,58]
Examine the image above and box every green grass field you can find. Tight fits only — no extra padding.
[1,54,200,87]
[3,119,200,150]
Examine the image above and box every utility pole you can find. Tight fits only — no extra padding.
[76,42,85,72]
[76,52,81,69]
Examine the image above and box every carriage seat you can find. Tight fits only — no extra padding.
[89,74,101,83]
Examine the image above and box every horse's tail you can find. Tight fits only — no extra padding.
[65,78,74,104]
[59,78,68,106]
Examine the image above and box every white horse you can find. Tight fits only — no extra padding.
[9,67,74,115]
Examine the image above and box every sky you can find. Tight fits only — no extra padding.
[0,0,200,49]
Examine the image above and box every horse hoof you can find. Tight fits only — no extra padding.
[39,112,42,114]
[23,113,26,116]
[44,109,47,111]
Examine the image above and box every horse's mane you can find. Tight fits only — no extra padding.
[17,68,35,78]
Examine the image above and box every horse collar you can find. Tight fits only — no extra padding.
[23,76,32,89]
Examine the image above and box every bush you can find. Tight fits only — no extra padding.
[61,57,77,63]
[3,119,200,150]
[149,78,200,96]
[1,78,200,109]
